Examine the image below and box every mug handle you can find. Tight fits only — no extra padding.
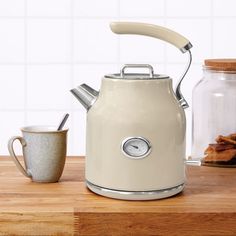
[8,136,32,178]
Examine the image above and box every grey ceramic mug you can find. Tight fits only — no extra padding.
[8,126,68,183]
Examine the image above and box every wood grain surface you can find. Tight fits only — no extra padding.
[0,156,236,235]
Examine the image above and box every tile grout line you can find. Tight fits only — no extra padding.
[0,62,203,66]
[0,15,235,20]
[163,0,167,74]
[24,0,28,125]
[70,0,75,154]
[210,0,214,57]
[0,108,84,112]
[117,0,121,70]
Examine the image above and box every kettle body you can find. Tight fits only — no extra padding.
[71,22,193,200]
[86,76,186,198]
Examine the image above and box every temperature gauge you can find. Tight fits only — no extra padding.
[122,137,151,159]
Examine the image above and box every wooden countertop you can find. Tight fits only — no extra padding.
[1,156,236,235]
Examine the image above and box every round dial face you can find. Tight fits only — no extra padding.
[122,137,151,159]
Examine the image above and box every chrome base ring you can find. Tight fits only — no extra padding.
[86,180,184,200]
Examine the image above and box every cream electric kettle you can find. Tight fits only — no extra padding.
[71,22,193,200]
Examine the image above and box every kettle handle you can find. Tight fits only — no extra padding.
[110,22,192,109]
[110,22,192,53]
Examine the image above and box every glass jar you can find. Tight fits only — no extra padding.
[192,59,236,167]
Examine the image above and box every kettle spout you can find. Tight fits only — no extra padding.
[70,84,99,111]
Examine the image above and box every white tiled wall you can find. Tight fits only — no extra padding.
[0,0,235,156]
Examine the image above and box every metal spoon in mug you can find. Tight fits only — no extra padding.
[57,113,69,131]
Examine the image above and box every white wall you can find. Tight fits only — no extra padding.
[0,0,235,156]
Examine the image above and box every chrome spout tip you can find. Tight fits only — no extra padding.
[70,84,99,111]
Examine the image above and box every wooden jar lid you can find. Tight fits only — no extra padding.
[204,59,236,71]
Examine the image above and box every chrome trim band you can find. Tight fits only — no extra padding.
[86,180,184,200]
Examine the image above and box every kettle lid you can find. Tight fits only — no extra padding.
[105,64,169,80]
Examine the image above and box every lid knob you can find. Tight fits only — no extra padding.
[120,64,154,79]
